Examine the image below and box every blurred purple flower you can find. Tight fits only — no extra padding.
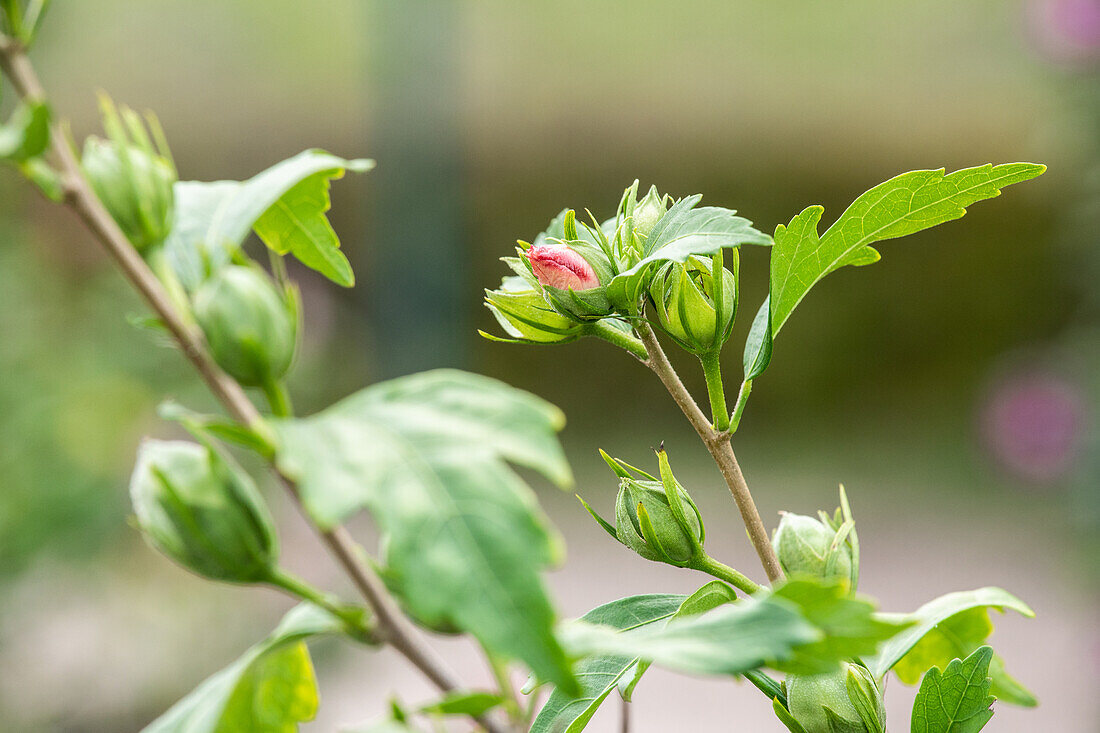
[1028,0,1100,65]
[982,370,1088,484]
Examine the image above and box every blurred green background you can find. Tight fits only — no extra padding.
[1,0,1098,730]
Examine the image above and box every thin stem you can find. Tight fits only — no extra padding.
[262,378,294,418]
[487,651,523,723]
[620,696,631,733]
[635,320,783,584]
[699,351,730,431]
[587,319,648,361]
[0,36,509,733]
[691,554,764,595]
[268,567,377,643]
[729,379,753,433]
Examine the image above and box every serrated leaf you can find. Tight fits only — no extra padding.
[608,196,770,308]
[0,101,50,162]
[770,164,1045,337]
[558,595,819,677]
[911,646,996,733]
[749,163,1046,379]
[530,593,685,733]
[162,149,372,290]
[143,603,342,733]
[865,587,1034,687]
[271,369,575,692]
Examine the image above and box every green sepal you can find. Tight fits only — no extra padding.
[774,697,811,733]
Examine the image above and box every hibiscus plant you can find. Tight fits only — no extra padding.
[1,4,1045,732]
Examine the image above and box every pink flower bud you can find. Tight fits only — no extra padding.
[526,244,601,291]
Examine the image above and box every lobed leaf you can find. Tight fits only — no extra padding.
[865,587,1034,695]
[271,369,575,692]
[749,164,1045,379]
[143,603,342,733]
[910,646,996,733]
[163,149,372,289]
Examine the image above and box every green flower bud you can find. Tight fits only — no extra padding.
[129,440,278,583]
[193,265,298,387]
[786,663,886,733]
[648,253,738,355]
[771,511,857,589]
[632,185,667,243]
[483,276,585,344]
[589,449,705,566]
[82,96,176,251]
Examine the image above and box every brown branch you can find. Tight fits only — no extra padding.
[0,35,507,733]
[636,321,783,584]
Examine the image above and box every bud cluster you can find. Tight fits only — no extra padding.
[483,182,749,357]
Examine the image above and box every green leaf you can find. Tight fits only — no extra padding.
[271,369,575,692]
[608,196,770,307]
[530,593,686,733]
[910,646,996,733]
[769,164,1045,337]
[0,101,50,162]
[619,581,739,699]
[143,603,343,733]
[742,297,772,380]
[162,150,372,290]
[419,691,505,717]
[767,579,911,675]
[158,400,275,457]
[252,168,358,286]
[558,595,819,677]
[865,587,1034,687]
[988,653,1037,707]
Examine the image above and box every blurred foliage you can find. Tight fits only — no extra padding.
[0,213,188,578]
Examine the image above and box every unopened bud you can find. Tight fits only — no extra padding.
[193,265,298,387]
[786,663,885,733]
[82,96,175,251]
[526,244,601,291]
[632,185,667,243]
[595,449,705,566]
[772,510,856,589]
[523,233,615,322]
[129,440,278,583]
[648,254,738,355]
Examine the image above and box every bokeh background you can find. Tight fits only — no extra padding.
[1,0,1098,730]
